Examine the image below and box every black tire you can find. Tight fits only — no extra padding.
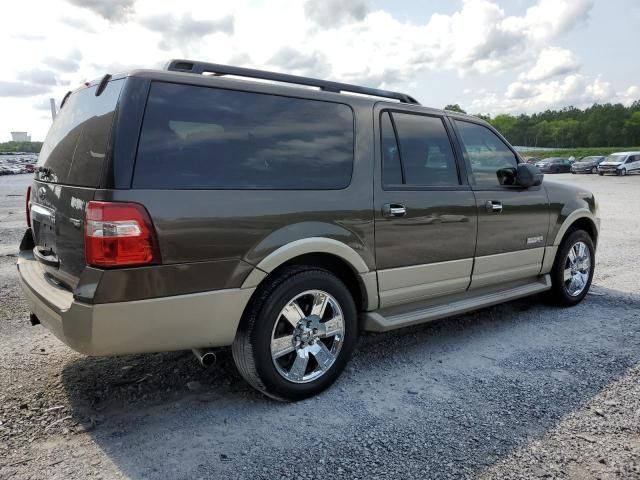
[232,266,358,401]
[591,166,598,174]
[547,229,595,306]
[598,172,604,176]
[618,168,627,176]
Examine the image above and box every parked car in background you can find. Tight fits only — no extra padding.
[535,157,572,173]
[523,157,541,165]
[598,152,640,176]
[571,156,605,174]
[18,60,600,401]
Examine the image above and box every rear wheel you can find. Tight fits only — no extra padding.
[547,229,595,306]
[232,267,357,401]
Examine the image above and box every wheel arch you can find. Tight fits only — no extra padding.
[552,209,599,248]
[241,238,378,312]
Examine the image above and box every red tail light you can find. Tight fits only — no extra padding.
[84,201,160,268]
[26,186,31,228]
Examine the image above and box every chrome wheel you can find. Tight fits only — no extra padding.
[563,241,591,297]
[620,168,627,176]
[270,290,345,384]
[591,166,597,174]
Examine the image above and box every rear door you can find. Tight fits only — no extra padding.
[30,78,124,288]
[451,118,549,289]
[374,106,477,308]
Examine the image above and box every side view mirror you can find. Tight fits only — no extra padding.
[516,163,543,187]
[498,164,543,188]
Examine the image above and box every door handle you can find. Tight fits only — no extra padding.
[485,200,503,213]
[382,203,407,217]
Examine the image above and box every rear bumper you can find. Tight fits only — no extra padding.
[17,251,253,356]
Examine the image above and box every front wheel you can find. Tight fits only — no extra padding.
[591,166,598,174]
[618,168,627,176]
[547,229,595,306]
[232,267,358,401]
[598,172,604,176]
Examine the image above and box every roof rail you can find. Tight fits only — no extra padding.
[165,59,420,105]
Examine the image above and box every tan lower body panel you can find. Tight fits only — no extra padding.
[470,248,544,289]
[19,254,254,356]
[378,258,472,308]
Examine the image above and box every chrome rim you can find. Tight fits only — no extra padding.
[621,168,627,176]
[591,166,597,174]
[564,241,591,297]
[270,290,345,384]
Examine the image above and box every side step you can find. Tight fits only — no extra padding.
[363,275,551,332]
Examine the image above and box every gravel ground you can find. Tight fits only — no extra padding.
[0,173,639,479]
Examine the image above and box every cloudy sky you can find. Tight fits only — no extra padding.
[1,0,639,141]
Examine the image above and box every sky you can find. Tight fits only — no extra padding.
[1,0,639,142]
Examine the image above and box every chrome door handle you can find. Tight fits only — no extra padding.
[485,200,503,213]
[382,203,407,217]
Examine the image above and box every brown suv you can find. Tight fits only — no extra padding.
[18,60,599,400]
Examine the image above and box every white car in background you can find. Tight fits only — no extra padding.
[598,152,640,176]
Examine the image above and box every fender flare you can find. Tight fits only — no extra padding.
[551,209,600,247]
[241,237,371,289]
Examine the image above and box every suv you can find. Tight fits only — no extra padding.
[18,60,599,401]
[597,152,640,176]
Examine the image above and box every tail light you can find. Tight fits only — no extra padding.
[84,201,160,268]
[26,186,31,228]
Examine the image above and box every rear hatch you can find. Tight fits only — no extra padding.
[30,78,124,289]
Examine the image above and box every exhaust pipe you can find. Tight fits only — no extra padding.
[192,348,217,368]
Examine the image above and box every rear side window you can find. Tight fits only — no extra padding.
[134,82,354,189]
[37,79,124,187]
[380,111,460,187]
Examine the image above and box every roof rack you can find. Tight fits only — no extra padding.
[165,59,420,105]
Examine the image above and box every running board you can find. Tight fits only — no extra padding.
[363,275,551,332]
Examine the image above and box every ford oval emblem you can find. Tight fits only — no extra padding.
[38,187,46,202]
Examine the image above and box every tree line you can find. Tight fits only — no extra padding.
[444,101,640,148]
[0,141,43,153]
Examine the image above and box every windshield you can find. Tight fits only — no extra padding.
[580,156,602,163]
[37,79,124,186]
[604,154,626,163]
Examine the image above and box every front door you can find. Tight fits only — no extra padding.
[374,107,477,308]
[451,118,550,289]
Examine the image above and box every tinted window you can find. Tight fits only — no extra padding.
[37,79,124,186]
[389,112,459,186]
[454,120,518,186]
[380,112,403,185]
[134,83,354,189]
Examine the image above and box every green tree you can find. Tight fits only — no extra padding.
[444,104,466,114]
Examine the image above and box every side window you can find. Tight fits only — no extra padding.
[380,112,403,186]
[454,120,518,187]
[134,82,354,189]
[384,112,459,187]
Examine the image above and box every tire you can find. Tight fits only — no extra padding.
[547,229,595,306]
[618,168,627,176]
[232,266,358,401]
[591,166,598,174]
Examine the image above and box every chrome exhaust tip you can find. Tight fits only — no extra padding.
[192,348,217,368]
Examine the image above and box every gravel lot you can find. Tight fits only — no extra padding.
[1,173,639,479]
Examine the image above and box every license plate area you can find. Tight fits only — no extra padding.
[30,204,57,254]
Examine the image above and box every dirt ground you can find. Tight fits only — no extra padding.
[0,173,639,479]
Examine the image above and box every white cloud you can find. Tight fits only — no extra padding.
[520,47,579,82]
[0,0,637,141]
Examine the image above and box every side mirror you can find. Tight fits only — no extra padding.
[515,163,543,187]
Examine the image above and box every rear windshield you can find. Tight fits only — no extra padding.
[36,79,124,187]
[133,82,354,190]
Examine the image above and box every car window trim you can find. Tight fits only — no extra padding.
[379,108,467,191]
